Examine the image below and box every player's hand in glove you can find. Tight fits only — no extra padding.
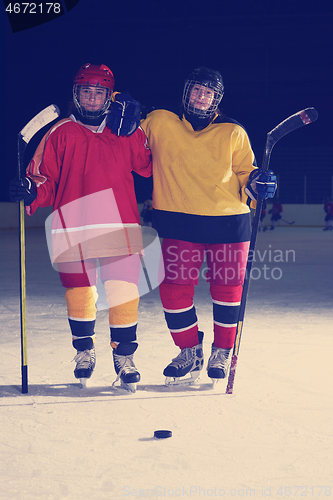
[107,93,141,136]
[9,177,37,206]
[245,169,277,201]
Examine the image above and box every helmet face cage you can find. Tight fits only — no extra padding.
[182,79,224,119]
[73,84,112,119]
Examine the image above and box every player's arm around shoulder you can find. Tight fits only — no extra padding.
[106,92,152,176]
[122,121,152,178]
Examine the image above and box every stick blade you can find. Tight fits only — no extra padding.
[226,354,238,394]
[300,107,318,123]
[20,104,60,144]
[269,107,318,144]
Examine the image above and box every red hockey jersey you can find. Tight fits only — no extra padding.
[26,117,152,263]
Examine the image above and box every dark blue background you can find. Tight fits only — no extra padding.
[1,0,333,202]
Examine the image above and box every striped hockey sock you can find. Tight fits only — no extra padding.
[160,282,199,349]
[210,283,243,349]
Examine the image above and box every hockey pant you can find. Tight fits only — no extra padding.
[58,256,141,350]
[159,239,250,350]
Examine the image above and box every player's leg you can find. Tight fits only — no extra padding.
[159,239,205,384]
[58,259,98,384]
[101,254,141,392]
[206,242,249,381]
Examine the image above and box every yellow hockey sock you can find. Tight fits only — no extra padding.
[65,286,98,320]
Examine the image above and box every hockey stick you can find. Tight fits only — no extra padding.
[18,104,60,394]
[226,107,318,394]
[281,218,295,225]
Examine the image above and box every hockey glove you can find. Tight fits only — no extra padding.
[107,93,141,136]
[9,176,37,206]
[245,169,277,201]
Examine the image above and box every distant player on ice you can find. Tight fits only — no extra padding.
[259,205,267,231]
[10,63,152,391]
[268,199,283,230]
[323,197,333,231]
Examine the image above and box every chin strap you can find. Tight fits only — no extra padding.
[72,108,107,126]
[181,108,219,130]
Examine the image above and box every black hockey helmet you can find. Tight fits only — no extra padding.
[182,66,224,120]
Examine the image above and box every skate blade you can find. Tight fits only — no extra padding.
[112,376,138,393]
[79,378,88,388]
[120,380,137,393]
[165,371,201,387]
[208,371,229,385]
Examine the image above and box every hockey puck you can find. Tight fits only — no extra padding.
[154,430,172,439]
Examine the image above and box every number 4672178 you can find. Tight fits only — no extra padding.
[6,3,61,14]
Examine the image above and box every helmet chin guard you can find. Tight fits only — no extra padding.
[182,67,224,120]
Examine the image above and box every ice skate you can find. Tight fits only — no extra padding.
[73,347,96,387]
[207,344,232,384]
[164,331,204,386]
[111,342,140,393]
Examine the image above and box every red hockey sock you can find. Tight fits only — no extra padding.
[159,282,199,348]
[210,283,243,349]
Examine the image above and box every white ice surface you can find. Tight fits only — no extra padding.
[0,227,332,500]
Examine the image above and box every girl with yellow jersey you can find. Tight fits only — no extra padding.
[140,67,277,385]
[107,67,276,385]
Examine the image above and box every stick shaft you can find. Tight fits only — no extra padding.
[226,196,264,394]
[227,129,281,393]
[226,107,318,394]
[19,199,28,393]
[16,104,60,394]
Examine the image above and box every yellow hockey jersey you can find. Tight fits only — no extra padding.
[140,110,257,244]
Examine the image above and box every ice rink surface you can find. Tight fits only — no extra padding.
[0,226,332,500]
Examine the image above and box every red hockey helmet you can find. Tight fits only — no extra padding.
[73,63,115,90]
[73,63,115,119]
